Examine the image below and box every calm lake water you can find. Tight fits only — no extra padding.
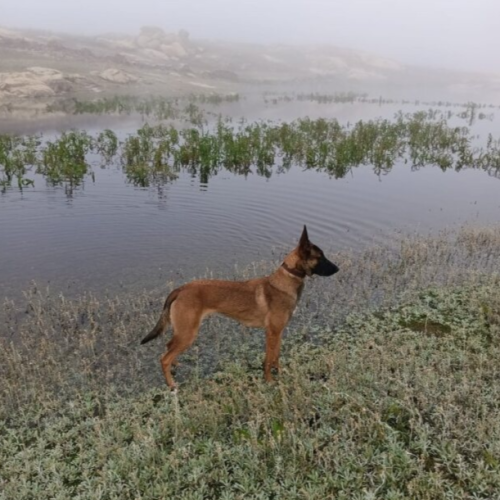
[1,100,500,299]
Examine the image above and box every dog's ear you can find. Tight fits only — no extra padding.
[298,225,311,258]
[299,225,309,245]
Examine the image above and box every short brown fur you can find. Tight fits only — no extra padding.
[141,226,338,389]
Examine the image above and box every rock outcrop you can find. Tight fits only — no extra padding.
[135,26,191,59]
[98,68,139,84]
[0,67,75,99]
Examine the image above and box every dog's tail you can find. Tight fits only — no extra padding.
[140,288,181,345]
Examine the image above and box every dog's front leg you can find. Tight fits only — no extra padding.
[264,318,287,382]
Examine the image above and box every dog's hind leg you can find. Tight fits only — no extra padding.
[160,302,203,389]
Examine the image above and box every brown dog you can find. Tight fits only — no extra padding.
[141,226,339,388]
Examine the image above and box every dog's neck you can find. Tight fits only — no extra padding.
[269,261,306,301]
[281,261,306,279]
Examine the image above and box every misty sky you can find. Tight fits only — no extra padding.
[2,0,499,73]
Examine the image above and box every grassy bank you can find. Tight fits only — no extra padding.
[1,227,500,498]
[1,282,500,499]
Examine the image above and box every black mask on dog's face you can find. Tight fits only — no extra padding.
[311,254,339,276]
[297,226,339,277]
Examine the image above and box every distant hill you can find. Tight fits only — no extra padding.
[1,25,499,104]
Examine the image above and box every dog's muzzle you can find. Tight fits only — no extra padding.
[312,257,339,277]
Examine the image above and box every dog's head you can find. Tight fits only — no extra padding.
[292,225,339,277]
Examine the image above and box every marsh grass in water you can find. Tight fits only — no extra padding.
[2,111,500,191]
[46,93,241,121]
[38,130,95,186]
[266,92,499,112]
[0,134,39,190]
[1,227,500,498]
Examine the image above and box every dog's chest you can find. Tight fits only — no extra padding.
[296,283,305,302]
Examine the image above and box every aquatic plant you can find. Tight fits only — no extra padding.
[2,111,500,191]
[0,134,39,190]
[184,102,206,127]
[95,129,118,163]
[296,91,367,104]
[122,124,179,187]
[264,93,499,126]
[45,93,240,121]
[38,131,94,186]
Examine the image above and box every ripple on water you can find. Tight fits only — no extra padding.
[1,155,500,299]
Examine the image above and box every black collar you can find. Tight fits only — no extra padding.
[281,262,306,279]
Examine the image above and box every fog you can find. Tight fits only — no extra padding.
[2,0,499,74]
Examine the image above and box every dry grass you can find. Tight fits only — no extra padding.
[1,226,500,499]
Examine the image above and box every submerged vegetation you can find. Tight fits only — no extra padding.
[39,130,95,185]
[266,91,499,110]
[46,92,500,118]
[46,93,241,121]
[2,109,500,191]
[1,227,500,499]
[0,134,39,189]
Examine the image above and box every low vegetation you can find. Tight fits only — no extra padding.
[45,93,241,121]
[1,227,500,499]
[2,109,500,191]
[266,93,496,117]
